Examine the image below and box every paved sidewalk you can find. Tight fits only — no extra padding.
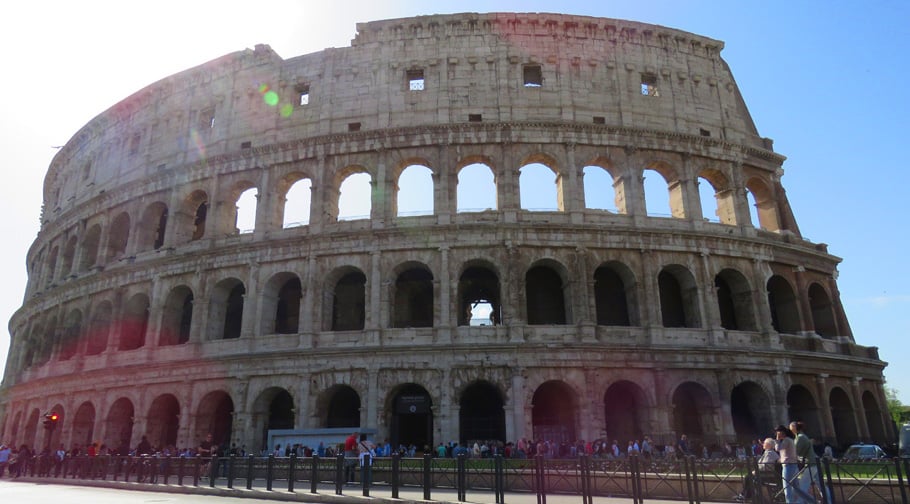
[7,476,685,504]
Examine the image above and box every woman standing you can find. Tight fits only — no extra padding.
[775,425,798,503]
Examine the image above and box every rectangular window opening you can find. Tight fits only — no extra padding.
[523,65,543,87]
[129,134,141,156]
[200,107,215,129]
[297,85,310,106]
[593,116,605,125]
[348,122,361,132]
[468,114,482,122]
[641,74,659,97]
[407,69,425,91]
[699,128,711,137]
[240,141,252,150]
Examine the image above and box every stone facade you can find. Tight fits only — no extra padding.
[0,13,892,454]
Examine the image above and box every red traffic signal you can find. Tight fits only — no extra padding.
[43,412,59,430]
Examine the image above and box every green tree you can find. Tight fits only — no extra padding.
[885,386,905,424]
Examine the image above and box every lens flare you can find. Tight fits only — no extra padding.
[263,90,279,107]
[280,104,294,117]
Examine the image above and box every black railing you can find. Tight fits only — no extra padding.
[10,453,910,504]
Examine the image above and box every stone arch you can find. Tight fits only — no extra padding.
[106,397,135,452]
[697,168,736,224]
[316,384,361,429]
[105,211,131,261]
[808,282,837,337]
[768,275,801,334]
[603,380,649,443]
[745,177,780,232]
[195,390,235,446]
[279,173,313,228]
[60,235,77,277]
[86,300,112,355]
[386,383,434,450]
[160,285,194,346]
[325,266,366,331]
[391,262,434,328]
[147,394,180,449]
[230,182,259,234]
[208,278,245,340]
[582,156,623,213]
[643,160,685,218]
[336,165,373,221]
[58,308,83,361]
[260,272,301,335]
[787,384,823,439]
[658,264,701,328]
[862,390,886,444]
[457,159,497,212]
[519,153,563,211]
[730,381,773,442]
[457,261,502,326]
[119,292,149,351]
[395,161,434,217]
[714,268,757,331]
[24,408,40,450]
[137,201,169,251]
[671,381,714,441]
[593,261,638,326]
[46,244,59,284]
[526,259,570,325]
[79,223,102,271]
[40,314,57,365]
[459,380,506,443]
[829,387,858,448]
[72,401,96,447]
[251,387,296,450]
[531,380,578,443]
[175,189,209,242]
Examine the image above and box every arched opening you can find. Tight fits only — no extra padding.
[106,212,130,261]
[44,404,65,449]
[192,201,208,240]
[745,177,780,232]
[862,391,886,444]
[730,382,773,442]
[583,165,620,212]
[392,266,434,328]
[672,382,713,440]
[60,236,77,277]
[119,293,149,351]
[457,163,497,212]
[195,391,234,447]
[457,265,502,326]
[58,309,83,361]
[106,398,135,453]
[323,385,361,428]
[147,394,180,449]
[594,263,634,326]
[603,381,648,443]
[338,172,372,221]
[282,177,312,228]
[72,402,96,447]
[532,381,576,443]
[23,409,40,450]
[160,286,193,346]
[768,276,801,334]
[208,279,245,340]
[714,269,756,331]
[830,387,858,448]
[658,266,700,328]
[79,224,101,271]
[459,381,505,444]
[86,301,112,355]
[697,170,736,224]
[643,167,683,218]
[787,385,823,440]
[808,283,837,337]
[274,277,301,334]
[331,270,366,331]
[138,202,168,251]
[46,245,59,284]
[397,164,434,216]
[388,384,433,450]
[252,388,296,450]
[235,187,258,234]
[519,162,561,211]
[526,265,567,325]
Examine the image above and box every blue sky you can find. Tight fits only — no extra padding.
[1,1,908,404]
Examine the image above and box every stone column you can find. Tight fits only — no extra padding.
[750,259,774,335]
[793,267,815,334]
[639,250,660,329]
[814,375,835,442]
[850,377,870,441]
[241,261,258,340]
[499,144,519,223]
[507,371,526,442]
[369,251,383,330]
[826,274,853,339]
[698,252,719,342]
[253,167,271,237]
[564,142,584,224]
[437,246,452,342]
[366,369,379,429]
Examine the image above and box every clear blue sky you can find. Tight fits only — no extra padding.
[1,1,907,404]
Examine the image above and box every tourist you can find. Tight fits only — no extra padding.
[775,424,798,503]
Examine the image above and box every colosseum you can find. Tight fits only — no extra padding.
[0,12,894,455]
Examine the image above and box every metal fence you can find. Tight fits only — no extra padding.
[9,452,910,504]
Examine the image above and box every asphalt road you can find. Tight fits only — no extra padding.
[0,480,295,503]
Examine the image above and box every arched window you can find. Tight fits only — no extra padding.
[208,279,245,340]
[330,270,366,331]
[745,177,780,232]
[105,212,130,261]
[658,266,700,328]
[714,269,756,331]
[161,286,194,346]
[119,294,149,351]
[583,165,620,212]
[138,202,168,251]
[808,283,837,337]
[642,169,673,217]
[593,263,635,326]
[457,163,497,212]
[235,187,258,234]
[338,172,372,221]
[283,178,312,228]
[61,236,77,276]
[79,224,101,271]
[392,266,434,328]
[519,163,561,211]
[526,264,567,325]
[274,277,301,334]
[457,265,501,326]
[767,275,800,333]
[397,164,434,216]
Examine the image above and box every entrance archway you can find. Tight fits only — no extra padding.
[730,382,773,442]
[459,381,505,443]
[388,384,433,451]
[604,381,648,443]
[531,381,577,443]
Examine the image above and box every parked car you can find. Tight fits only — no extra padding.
[841,444,887,460]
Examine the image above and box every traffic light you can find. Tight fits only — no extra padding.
[43,412,59,431]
